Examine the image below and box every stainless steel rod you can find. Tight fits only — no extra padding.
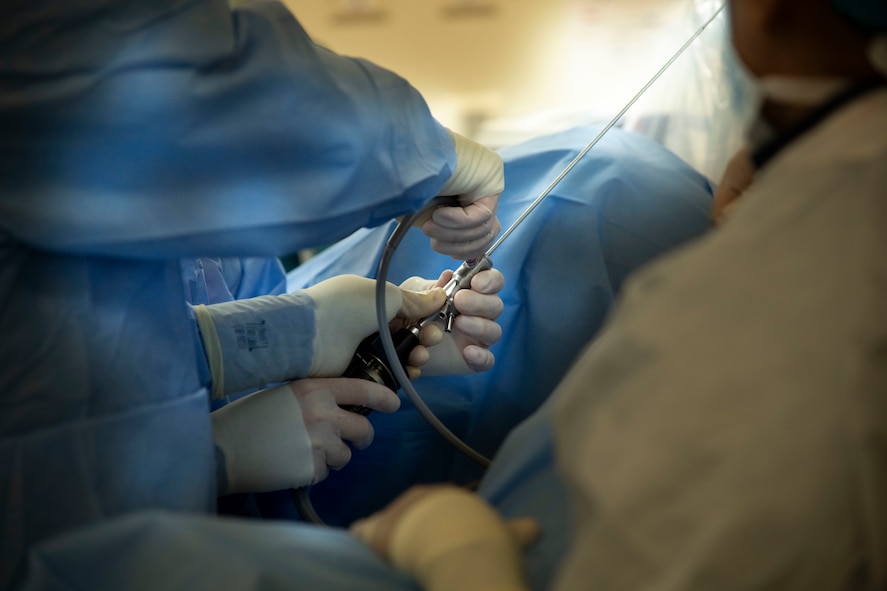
[484,3,725,257]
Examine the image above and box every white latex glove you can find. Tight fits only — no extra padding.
[194,275,445,397]
[305,275,445,377]
[400,268,504,376]
[211,378,401,493]
[351,485,539,591]
[422,130,504,260]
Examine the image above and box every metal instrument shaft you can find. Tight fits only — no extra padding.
[484,4,725,258]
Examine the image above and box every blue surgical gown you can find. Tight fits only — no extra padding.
[180,257,288,308]
[10,123,713,589]
[0,0,456,587]
[0,0,455,258]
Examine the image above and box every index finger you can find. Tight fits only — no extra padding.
[333,379,401,414]
[468,268,505,295]
[453,287,504,320]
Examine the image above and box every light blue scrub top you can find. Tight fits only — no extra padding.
[0,0,456,587]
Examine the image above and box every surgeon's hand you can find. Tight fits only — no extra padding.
[423,130,504,260]
[212,378,400,494]
[351,485,539,591]
[400,268,504,376]
[711,146,755,227]
[305,275,445,377]
[194,275,445,398]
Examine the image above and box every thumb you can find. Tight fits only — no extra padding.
[399,275,437,292]
[395,286,446,321]
[506,518,541,548]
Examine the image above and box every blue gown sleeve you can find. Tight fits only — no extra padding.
[0,0,455,258]
[20,511,419,591]
[180,257,287,306]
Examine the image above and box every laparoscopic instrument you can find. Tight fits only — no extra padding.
[294,3,725,524]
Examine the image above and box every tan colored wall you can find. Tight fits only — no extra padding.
[282,0,568,134]
[281,0,693,136]
[275,1,740,179]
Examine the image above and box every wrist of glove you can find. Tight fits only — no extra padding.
[193,293,314,398]
[194,275,445,398]
[350,485,539,591]
[211,384,314,494]
[438,129,504,203]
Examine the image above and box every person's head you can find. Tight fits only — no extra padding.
[727,0,887,131]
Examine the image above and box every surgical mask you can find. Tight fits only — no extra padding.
[723,39,764,144]
[725,41,856,147]
[726,0,887,147]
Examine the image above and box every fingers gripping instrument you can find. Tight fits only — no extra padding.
[293,325,420,524]
[436,254,493,333]
[340,199,493,415]
[339,326,420,415]
[340,251,493,416]
[338,251,491,417]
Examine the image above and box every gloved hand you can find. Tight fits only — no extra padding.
[400,268,504,376]
[305,275,445,377]
[211,378,401,494]
[351,485,539,591]
[422,130,504,260]
[193,275,445,397]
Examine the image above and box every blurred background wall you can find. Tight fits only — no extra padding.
[274,0,738,180]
